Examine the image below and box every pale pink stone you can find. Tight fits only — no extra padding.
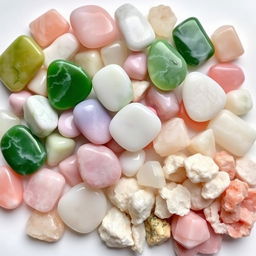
[123,53,147,80]
[208,63,245,93]
[145,86,179,121]
[105,139,125,154]
[9,91,32,116]
[24,168,65,213]
[172,211,210,249]
[70,5,118,48]
[0,166,23,210]
[30,9,70,48]
[77,144,121,189]
[58,111,80,138]
[211,25,244,62]
[58,155,82,186]
[214,151,236,180]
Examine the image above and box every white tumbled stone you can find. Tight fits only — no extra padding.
[182,72,226,122]
[0,110,20,139]
[115,4,155,51]
[92,64,133,112]
[110,103,161,152]
[23,95,58,138]
[27,69,47,96]
[208,110,256,156]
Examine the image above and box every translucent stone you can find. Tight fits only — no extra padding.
[131,80,150,102]
[188,129,216,157]
[27,69,47,96]
[208,110,256,156]
[211,25,244,62]
[148,5,177,38]
[153,118,190,157]
[58,183,107,233]
[26,210,65,242]
[137,161,166,189]
[100,41,129,66]
[73,50,103,78]
[0,110,20,139]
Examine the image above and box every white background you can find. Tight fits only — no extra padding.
[0,0,256,255]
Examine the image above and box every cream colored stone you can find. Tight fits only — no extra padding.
[148,5,177,38]
[153,118,190,157]
[131,80,150,102]
[100,41,129,66]
[188,129,216,157]
[132,223,146,254]
[154,195,172,219]
[26,210,65,242]
[27,69,47,96]
[73,50,103,77]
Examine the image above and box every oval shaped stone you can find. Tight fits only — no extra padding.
[58,111,80,138]
[148,40,187,91]
[182,72,226,122]
[77,144,121,189]
[58,183,107,233]
[47,60,92,110]
[73,99,111,144]
[1,125,46,175]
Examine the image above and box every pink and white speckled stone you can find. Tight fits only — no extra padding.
[9,91,32,116]
[58,111,80,138]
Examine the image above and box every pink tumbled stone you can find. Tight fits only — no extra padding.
[105,139,125,154]
[58,155,82,186]
[123,53,147,80]
[0,166,23,210]
[30,9,70,48]
[77,144,121,189]
[58,111,80,138]
[208,63,245,93]
[9,91,32,116]
[145,86,179,121]
[172,211,210,249]
[24,168,65,213]
[70,5,118,48]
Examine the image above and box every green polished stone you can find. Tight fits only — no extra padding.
[1,125,46,175]
[147,40,187,91]
[47,60,92,110]
[0,35,44,92]
[173,17,214,66]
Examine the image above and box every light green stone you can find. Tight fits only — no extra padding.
[0,35,44,92]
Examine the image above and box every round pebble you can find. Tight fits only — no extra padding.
[58,111,80,138]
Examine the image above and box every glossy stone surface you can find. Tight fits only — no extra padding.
[70,5,118,48]
[24,168,65,212]
[0,110,20,139]
[24,95,58,138]
[27,69,47,96]
[73,99,111,144]
[148,40,187,91]
[105,139,125,154]
[173,17,214,66]
[46,133,75,167]
[0,165,23,209]
[0,35,44,92]
[9,91,32,116]
[109,103,161,152]
[145,86,179,121]
[47,60,92,110]
[92,64,132,112]
[58,183,107,233]
[58,111,80,138]
[208,63,245,93]
[1,125,46,175]
[26,210,65,242]
[77,144,121,189]
[211,25,244,62]
[132,80,150,102]
[30,9,70,48]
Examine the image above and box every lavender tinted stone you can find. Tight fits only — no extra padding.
[73,99,112,144]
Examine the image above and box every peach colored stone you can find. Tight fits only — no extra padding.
[70,5,118,48]
[24,168,65,213]
[208,63,245,93]
[105,139,125,154]
[227,222,252,238]
[242,189,256,212]
[0,166,23,210]
[214,151,236,180]
[211,25,244,62]
[123,53,147,81]
[30,9,70,48]
[58,155,82,186]
[220,207,241,224]
[9,91,32,116]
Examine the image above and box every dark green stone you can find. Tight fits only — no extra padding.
[173,17,215,66]
[47,60,92,110]
[1,125,46,175]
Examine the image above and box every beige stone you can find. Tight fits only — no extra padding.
[131,80,150,102]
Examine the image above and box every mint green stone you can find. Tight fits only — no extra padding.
[147,40,187,91]
[0,35,44,92]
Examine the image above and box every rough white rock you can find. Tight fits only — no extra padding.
[154,195,172,219]
[163,154,185,179]
[132,223,146,254]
